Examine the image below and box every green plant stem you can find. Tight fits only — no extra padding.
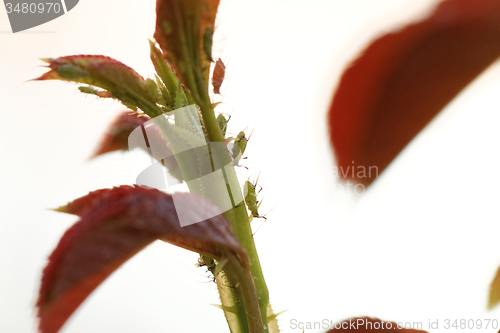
[214,267,249,333]
[188,65,270,332]
[224,253,265,333]
[223,204,269,330]
[165,3,271,330]
[193,91,270,333]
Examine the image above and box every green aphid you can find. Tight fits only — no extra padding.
[203,28,214,62]
[217,114,229,137]
[78,86,99,95]
[243,180,265,221]
[162,21,173,34]
[197,256,227,283]
[174,83,188,109]
[145,78,161,103]
[154,75,172,110]
[56,64,88,79]
[231,131,247,162]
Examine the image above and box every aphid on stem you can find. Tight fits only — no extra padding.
[243,176,271,236]
[243,177,266,221]
[217,113,230,138]
[196,256,229,284]
[230,129,254,168]
[231,131,247,161]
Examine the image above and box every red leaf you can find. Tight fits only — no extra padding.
[212,58,226,94]
[36,55,161,116]
[90,112,184,181]
[328,0,500,186]
[327,317,428,332]
[91,112,150,157]
[36,55,145,89]
[154,0,221,86]
[38,185,247,333]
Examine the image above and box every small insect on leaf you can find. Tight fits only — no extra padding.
[243,180,265,221]
[203,29,214,62]
[55,64,88,80]
[212,58,226,94]
[145,78,161,103]
[78,86,100,95]
[217,114,229,137]
[231,131,247,163]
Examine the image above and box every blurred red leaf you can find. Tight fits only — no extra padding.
[328,0,500,186]
[91,112,150,157]
[212,58,226,94]
[488,265,500,309]
[91,112,184,181]
[327,317,428,332]
[38,185,247,333]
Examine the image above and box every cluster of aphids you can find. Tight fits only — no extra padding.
[211,59,267,229]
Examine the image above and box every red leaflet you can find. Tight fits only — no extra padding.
[91,112,184,182]
[92,112,149,157]
[154,0,221,86]
[328,0,500,186]
[327,317,428,332]
[35,55,161,116]
[36,55,145,89]
[38,185,247,333]
[212,58,226,94]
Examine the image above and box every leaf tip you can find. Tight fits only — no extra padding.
[50,205,70,214]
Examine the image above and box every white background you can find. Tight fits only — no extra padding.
[1,0,500,332]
